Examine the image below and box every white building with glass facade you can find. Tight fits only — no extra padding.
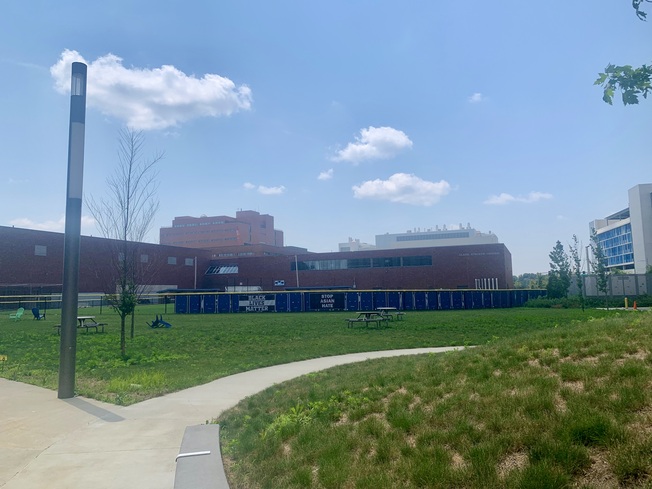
[590,183,652,274]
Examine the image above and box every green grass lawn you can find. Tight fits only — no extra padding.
[218,312,652,488]
[0,306,617,405]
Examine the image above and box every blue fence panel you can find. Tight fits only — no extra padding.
[230,294,240,313]
[403,292,415,310]
[528,290,545,303]
[175,295,188,314]
[345,292,359,311]
[414,291,427,310]
[188,295,202,314]
[174,289,539,314]
[439,291,451,310]
[289,293,303,312]
[387,292,401,309]
[359,292,374,311]
[490,291,509,308]
[463,291,474,309]
[426,291,439,310]
[202,295,216,313]
[217,294,231,313]
[373,291,387,308]
[452,291,463,310]
[513,290,527,306]
[275,292,288,312]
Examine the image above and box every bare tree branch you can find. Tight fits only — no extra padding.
[86,128,164,356]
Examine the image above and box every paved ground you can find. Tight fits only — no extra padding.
[0,346,461,489]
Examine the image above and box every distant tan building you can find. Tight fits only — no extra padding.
[159,210,284,250]
[376,224,498,249]
[338,237,376,252]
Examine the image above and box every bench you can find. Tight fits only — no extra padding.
[174,424,228,489]
[81,321,106,333]
[396,312,406,320]
[345,317,387,328]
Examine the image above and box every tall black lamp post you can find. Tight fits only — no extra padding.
[58,62,87,399]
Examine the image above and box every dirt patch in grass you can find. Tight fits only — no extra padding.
[497,451,528,479]
[615,350,649,365]
[450,450,467,471]
[554,393,568,413]
[562,380,585,392]
[574,449,617,489]
[629,405,652,436]
[560,354,602,365]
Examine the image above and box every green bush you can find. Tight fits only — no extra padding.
[525,295,652,309]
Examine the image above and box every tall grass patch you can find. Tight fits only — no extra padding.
[219,313,652,488]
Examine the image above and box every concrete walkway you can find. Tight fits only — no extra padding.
[0,347,462,489]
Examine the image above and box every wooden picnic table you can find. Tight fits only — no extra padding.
[54,316,106,334]
[77,316,95,327]
[345,311,388,328]
[376,307,405,320]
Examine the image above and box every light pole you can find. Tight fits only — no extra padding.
[58,62,87,399]
[294,255,300,288]
[585,245,592,274]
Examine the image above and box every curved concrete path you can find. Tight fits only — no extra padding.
[0,347,462,489]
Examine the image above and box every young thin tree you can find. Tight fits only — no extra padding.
[590,227,609,309]
[547,241,571,299]
[568,234,585,311]
[87,128,163,357]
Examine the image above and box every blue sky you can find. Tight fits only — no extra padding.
[1,1,649,275]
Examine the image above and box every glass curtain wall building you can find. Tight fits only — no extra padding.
[590,184,652,273]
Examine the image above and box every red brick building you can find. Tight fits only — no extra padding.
[0,226,513,295]
[0,226,210,295]
[159,210,284,249]
[204,244,514,291]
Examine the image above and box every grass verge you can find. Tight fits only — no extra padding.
[0,306,620,404]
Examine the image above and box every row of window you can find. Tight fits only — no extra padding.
[291,255,433,271]
[598,223,634,268]
[34,245,194,267]
[173,220,227,228]
[163,228,246,237]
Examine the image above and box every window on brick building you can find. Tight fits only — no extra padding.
[34,245,47,256]
[185,258,194,266]
[168,257,177,265]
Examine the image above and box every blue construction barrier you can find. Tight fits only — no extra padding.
[174,289,546,314]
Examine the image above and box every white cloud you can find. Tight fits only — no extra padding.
[333,126,413,164]
[10,215,96,233]
[50,49,252,131]
[258,185,286,195]
[468,92,484,103]
[244,182,286,195]
[352,173,451,206]
[318,169,334,180]
[484,191,553,205]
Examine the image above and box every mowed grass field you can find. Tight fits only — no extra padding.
[0,306,617,404]
[219,312,652,488]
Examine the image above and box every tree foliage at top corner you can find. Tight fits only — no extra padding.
[594,0,651,105]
